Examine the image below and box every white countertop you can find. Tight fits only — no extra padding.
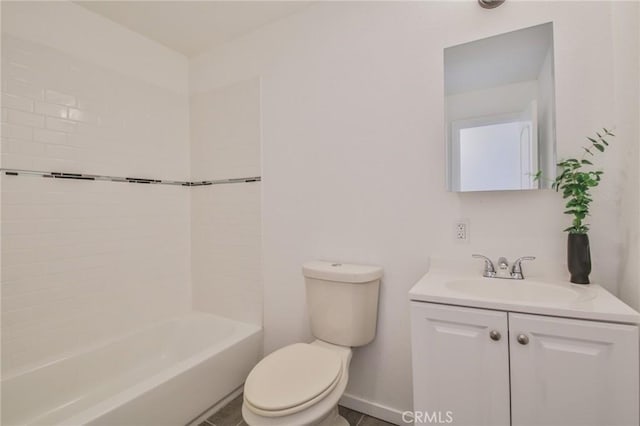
[409,260,640,324]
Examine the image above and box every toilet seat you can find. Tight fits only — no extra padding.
[244,343,343,417]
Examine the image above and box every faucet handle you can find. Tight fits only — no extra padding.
[472,254,496,277]
[511,256,536,279]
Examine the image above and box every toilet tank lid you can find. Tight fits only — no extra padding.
[302,261,383,283]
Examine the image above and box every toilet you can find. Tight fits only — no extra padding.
[241,261,383,426]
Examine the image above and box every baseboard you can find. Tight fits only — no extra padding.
[187,385,243,426]
[339,393,406,425]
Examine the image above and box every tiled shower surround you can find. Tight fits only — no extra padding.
[1,30,262,375]
[190,78,262,326]
[0,34,191,374]
[1,177,191,372]
[1,35,189,179]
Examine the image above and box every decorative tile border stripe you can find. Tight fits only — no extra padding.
[186,177,261,186]
[0,168,261,187]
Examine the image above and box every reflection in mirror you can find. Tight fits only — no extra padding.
[445,23,556,192]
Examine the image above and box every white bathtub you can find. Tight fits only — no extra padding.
[1,312,262,426]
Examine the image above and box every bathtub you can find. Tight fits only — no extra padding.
[1,312,262,425]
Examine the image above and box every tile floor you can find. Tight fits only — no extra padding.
[199,394,396,426]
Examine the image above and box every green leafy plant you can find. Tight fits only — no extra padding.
[553,128,614,234]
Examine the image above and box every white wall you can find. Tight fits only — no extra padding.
[190,1,639,420]
[190,78,262,325]
[1,2,191,373]
[614,0,640,310]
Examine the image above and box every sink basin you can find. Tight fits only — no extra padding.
[446,279,594,303]
[409,261,640,323]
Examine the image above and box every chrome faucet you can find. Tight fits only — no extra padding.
[472,254,536,280]
[510,256,536,280]
[472,254,497,278]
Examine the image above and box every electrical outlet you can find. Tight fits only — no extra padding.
[455,220,469,243]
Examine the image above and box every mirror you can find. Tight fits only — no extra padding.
[445,23,556,192]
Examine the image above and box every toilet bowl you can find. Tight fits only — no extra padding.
[241,261,383,426]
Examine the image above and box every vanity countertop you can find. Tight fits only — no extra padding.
[409,264,640,324]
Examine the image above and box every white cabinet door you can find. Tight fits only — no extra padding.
[509,313,639,426]
[411,302,510,426]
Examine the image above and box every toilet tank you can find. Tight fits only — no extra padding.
[302,261,382,347]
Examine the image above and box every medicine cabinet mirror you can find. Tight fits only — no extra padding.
[445,23,556,192]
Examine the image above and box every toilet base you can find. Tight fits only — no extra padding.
[242,403,349,426]
[335,415,349,426]
[316,407,349,426]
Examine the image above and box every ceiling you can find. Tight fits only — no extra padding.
[445,23,554,95]
[75,1,311,57]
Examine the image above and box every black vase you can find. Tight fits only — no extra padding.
[567,233,591,284]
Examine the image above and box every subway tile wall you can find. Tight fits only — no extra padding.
[1,177,191,373]
[190,79,262,326]
[1,34,191,374]
[190,79,261,181]
[191,184,262,325]
[1,34,190,180]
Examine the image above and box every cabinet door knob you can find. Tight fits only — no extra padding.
[517,334,529,345]
[489,330,501,341]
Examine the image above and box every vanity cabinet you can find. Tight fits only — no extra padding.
[411,302,639,426]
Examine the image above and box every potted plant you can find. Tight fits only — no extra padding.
[551,128,614,284]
